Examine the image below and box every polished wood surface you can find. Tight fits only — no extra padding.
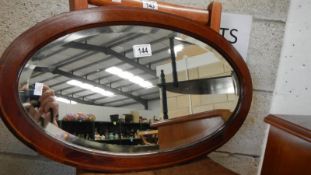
[69,0,89,11]
[0,6,252,172]
[261,115,311,175]
[152,110,230,149]
[77,157,238,175]
[207,1,222,31]
[151,109,231,128]
[88,0,222,31]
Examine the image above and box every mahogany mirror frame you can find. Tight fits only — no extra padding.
[0,6,252,172]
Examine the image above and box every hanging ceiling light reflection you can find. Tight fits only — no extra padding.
[66,80,115,97]
[105,67,154,89]
[168,44,184,54]
[55,97,77,104]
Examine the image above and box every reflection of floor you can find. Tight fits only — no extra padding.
[77,156,238,175]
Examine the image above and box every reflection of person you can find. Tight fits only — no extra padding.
[21,83,59,127]
[19,64,59,128]
[18,65,80,144]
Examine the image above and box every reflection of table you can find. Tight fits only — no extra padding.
[151,109,231,149]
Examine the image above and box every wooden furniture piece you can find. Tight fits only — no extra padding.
[261,115,311,175]
[70,0,221,31]
[0,2,252,173]
[77,157,238,175]
[151,109,231,149]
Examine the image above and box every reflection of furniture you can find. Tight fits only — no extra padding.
[261,115,311,175]
[58,121,150,145]
[137,130,159,145]
[151,109,231,149]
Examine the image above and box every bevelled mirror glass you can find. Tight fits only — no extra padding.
[18,25,239,153]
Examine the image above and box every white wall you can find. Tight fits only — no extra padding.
[122,99,160,111]
[257,0,311,174]
[270,0,311,115]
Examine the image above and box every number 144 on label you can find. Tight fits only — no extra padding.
[133,44,153,58]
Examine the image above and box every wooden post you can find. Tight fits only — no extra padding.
[69,0,88,11]
[88,0,211,25]
[87,0,222,31]
[208,0,222,32]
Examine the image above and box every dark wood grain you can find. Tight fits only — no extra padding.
[261,115,311,175]
[0,6,252,172]
[88,0,220,29]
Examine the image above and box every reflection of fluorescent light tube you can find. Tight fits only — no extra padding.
[56,97,77,104]
[67,80,115,97]
[63,33,86,42]
[168,44,184,54]
[105,67,154,89]
[105,66,122,74]
[174,37,184,41]
[174,44,184,53]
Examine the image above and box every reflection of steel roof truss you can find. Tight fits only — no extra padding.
[30,28,178,109]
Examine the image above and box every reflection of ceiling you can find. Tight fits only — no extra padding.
[28,26,185,109]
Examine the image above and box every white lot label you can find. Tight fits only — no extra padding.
[112,0,122,3]
[34,82,44,96]
[133,44,152,58]
[142,1,158,10]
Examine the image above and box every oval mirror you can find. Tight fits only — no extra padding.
[0,6,252,172]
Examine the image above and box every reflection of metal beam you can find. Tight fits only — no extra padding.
[163,75,234,94]
[64,42,157,76]
[78,77,158,102]
[55,48,169,98]
[32,32,141,80]
[75,56,169,101]
[160,70,168,119]
[55,91,159,108]
[117,97,160,107]
[63,33,169,76]
[94,91,159,104]
[45,35,171,91]
[34,66,148,108]
[83,45,169,78]
[50,52,163,97]
[37,35,175,102]
[33,26,134,62]
[63,89,86,96]
[56,33,142,68]
[169,37,178,87]
[55,93,103,106]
